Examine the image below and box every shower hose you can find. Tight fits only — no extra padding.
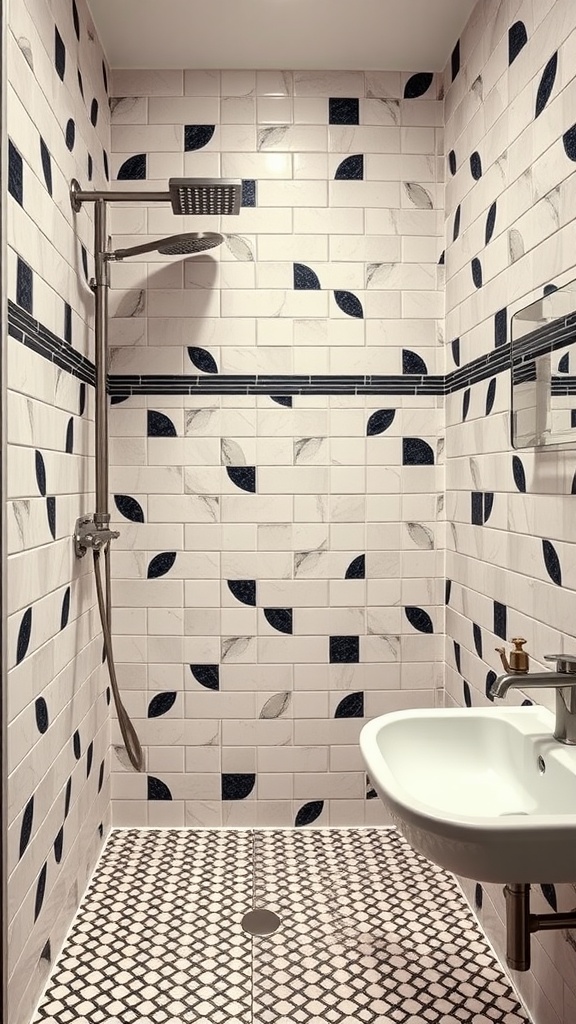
[93,545,145,772]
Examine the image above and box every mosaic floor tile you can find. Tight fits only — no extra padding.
[33,828,530,1024]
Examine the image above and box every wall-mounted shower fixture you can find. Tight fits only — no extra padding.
[71,176,241,771]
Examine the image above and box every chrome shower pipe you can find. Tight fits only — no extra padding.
[72,187,175,211]
[93,198,111,531]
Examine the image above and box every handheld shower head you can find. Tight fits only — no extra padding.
[111,232,224,260]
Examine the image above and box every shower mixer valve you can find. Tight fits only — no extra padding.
[74,515,119,558]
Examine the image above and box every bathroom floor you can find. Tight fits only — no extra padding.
[33,827,529,1024]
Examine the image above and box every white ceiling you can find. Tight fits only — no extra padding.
[87,0,477,71]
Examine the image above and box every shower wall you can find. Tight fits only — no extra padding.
[443,1,576,1022]
[107,68,445,827]
[6,1,110,1022]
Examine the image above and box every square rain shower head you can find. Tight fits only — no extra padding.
[168,178,242,216]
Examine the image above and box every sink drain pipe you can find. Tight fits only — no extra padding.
[504,883,576,970]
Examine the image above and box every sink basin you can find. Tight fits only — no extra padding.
[360,705,576,882]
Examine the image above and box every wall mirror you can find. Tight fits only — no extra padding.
[511,279,576,448]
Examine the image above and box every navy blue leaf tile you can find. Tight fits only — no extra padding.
[148,776,172,800]
[453,641,461,673]
[402,438,434,465]
[98,822,104,838]
[559,353,569,373]
[222,773,255,800]
[111,395,129,405]
[484,492,494,523]
[64,778,72,817]
[438,250,445,265]
[562,125,576,161]
[65,417,74,454]
[147,410,177,437]
[485,201,497,243]
[40,939,52,964]
[87,152,93,180]
[404,73,434,98]
[345,554,365,579]
[54,27,66,81]
[8,140,23,205]
[103,150,110,181]
[462,389,470,421]
[494,307,508,347]
[445,579,452,604]
[90,98,99,127]
[448,150,457,175]
[46,497,56,539]
[17,608,32,664]
[329,97,359,124]
[79,382,86,416]
[541,883,557,911]
[335,692,364,718]
[471,492,483,525]
[188,346,218,373]
[147,551,177,578]
[509,21,528,64]
[148,692,177,718]
[65,119,75,151]
[228,579,257,606]
[329,636,359,663]
[451,338,460,366]
[542,539,562,585]
[471,257,483,287]
[73,729,81,759]
[294,263,321,289]
[295,800,324,827]
[475,883,483,909]
[263,608,293,634]
[86,741,94,778]
[451,40,460,81]
[114,494,145,522]
[35,451,47,496]
[184,125,216,151]
[117,153,147,180]
[81,245,88,281]
[335,154,364,179]
[190,664,220,689]
[102,61,108,93]
[98,761,105,793]
[35,863,47,921]
[19,797,34,858]
[452,204,461,241]
[334,290,363,318]
[35,697,49,734]
[494,601,507,640]
[241,179,256,206]
[512,455,526,492]
[485,378,497,415]
[64,301,72,343]
[405,606,434,633]
[271,396,292,407]
[39,137,53,197]
[463,681,472,707]
[17,257,33,313]
[59,589,69,626]
[470,151,482,179]
[485,670,496,702]
[226,466,256,492]
[77,67,84,99]
[366,409,395,436]
[106,687,111,706]
[544,283,558,295]
[53,826,64,864]
[473,623,483,658]
[72,0,80,39]
[402,350,428,374]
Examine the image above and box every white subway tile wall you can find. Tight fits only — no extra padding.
[107,67,445,830]
[6,2,111,1023]
[444,1,576,1022]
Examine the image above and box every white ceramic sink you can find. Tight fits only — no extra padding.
[360,705,576,882]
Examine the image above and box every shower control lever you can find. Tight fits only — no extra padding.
[74,515,120,558]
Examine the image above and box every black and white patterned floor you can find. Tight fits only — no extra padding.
[34,828,529,1024]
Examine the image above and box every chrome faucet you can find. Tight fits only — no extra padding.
[492,646,576,745]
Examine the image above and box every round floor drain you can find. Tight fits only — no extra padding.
[241,908,281,935]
